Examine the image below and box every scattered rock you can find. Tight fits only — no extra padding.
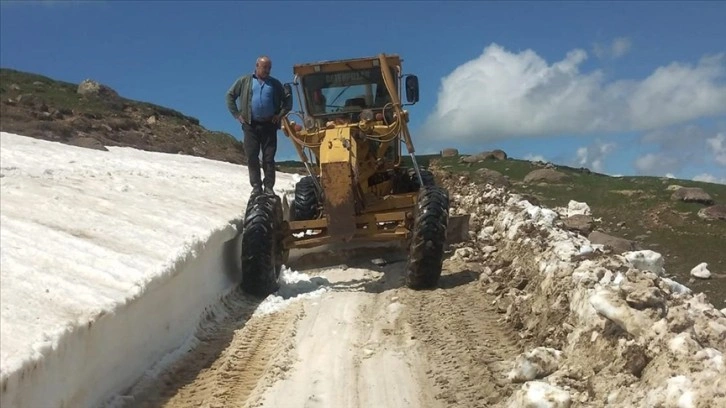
[563,215,594,236]
[77,78,119,98]
[508,347,562,382]
[670,187,714,205]
[588,231,636,254]
[623,250,664,276]
[507,381,571,408]
[371,258,387,266]
[690,262,711,279]
[666,184,684,191]
[565,200,591,217]
[66,136,108,151]
[523,169,569,184]
[698,204,726,221]
[440,148,458,157]
[474,168,510,187]
[147,115,158,125]
[10,83,21,91]
[624,286,665,310]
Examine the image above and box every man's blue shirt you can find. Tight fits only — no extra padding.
[251,74,276,120]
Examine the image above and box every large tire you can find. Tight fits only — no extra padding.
[291,176,320,221]
[241,193,284,297]
[405,185,449,289]
[408,168,436,191]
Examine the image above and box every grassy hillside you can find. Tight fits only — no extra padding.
[0,68,246,164]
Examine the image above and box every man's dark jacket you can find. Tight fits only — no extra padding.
[226,74,292,126]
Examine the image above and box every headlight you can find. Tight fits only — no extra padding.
[304,116,315,129]
[360,109,374,122]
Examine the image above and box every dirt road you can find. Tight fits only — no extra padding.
[124,250,524,408]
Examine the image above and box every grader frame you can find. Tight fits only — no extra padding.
[239,53,458,297]
[280,54,431,248]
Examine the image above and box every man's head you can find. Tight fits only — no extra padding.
[255,56,272,79]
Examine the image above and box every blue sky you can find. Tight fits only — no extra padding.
[1,1,725,183]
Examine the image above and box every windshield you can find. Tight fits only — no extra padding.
[301,67,397,116]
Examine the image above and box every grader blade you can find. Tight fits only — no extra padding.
[321,161,356,241]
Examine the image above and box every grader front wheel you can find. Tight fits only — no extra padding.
[405,185,450,289]
[241,193,285,297]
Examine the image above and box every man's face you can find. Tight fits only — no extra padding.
[256,59,271,79]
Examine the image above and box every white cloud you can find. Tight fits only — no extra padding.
[693,173,726,185]
[634,153,680,175]
[421,44,726,143]
[524,153,546,162]
[574,140,616,172]
[706,133,726,165]
[594,37,632,59]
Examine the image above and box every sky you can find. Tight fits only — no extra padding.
[1,1,725,183]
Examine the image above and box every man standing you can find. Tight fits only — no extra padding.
[226,55,291,196]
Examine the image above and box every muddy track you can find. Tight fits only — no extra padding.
[120,288,301,408]
[404,261,525,407]
[121,252,526,408]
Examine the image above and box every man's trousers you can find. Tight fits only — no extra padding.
[242,120,277,191]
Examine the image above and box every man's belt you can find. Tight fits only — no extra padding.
[251,116,274,123]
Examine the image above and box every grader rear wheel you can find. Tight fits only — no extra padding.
[405,185,449,289]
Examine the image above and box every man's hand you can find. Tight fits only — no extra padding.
[237,114,247,125]
[271,114,280,124]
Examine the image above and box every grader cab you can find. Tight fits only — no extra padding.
[239,53,463,297]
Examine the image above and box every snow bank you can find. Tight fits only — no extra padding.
[0,132,296,408]
[443,175,726,407]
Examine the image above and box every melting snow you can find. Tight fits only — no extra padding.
[0,132,299,408]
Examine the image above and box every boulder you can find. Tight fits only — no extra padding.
[698,204,726,221]
[460,155,481,163]
[474,168,510,187]
[441,148,459,157]
[670,187,714,205]
[588,230,636,254]
[524,169,569,183]
[563,214,595,236]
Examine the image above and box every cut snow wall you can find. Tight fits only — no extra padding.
[0,222,244,408]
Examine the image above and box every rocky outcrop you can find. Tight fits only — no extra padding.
[670,187,714,205]
[524,169,569,184]
[698,204,726,221]
[77,79,119,98]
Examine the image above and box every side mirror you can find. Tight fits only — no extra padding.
[283,82,293,111]
[405,75,419,104]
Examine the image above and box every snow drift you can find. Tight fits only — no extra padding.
[0,132,297,408]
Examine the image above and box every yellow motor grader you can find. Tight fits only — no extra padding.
[239,53,463,297]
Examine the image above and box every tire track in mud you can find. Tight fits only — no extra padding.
[120,288,301,408]
[402,263,525,407]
